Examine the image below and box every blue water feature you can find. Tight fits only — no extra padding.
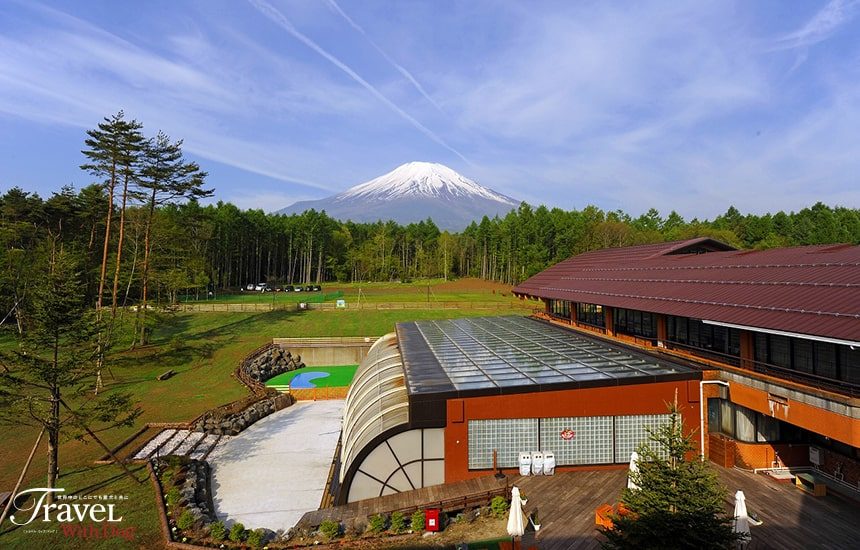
[289,371,331,389]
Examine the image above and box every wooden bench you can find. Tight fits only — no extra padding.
[156,370,175,381]
[795,473,826,496]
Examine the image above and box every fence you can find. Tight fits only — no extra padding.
[177,301,531,313]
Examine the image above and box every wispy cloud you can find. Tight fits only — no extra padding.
[772,0,859,50]
[324,0,444,113]
[245,0,468,163]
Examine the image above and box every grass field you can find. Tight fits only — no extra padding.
[265,365,358,389]
[0,287,529,549]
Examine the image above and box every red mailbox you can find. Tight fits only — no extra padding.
[424,508,440,532]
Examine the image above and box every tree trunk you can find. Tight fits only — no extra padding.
[138,188,157,346]
[97,165,117,309]
[110,172,131,318]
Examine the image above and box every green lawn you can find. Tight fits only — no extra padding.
[265,365,358,389]
[0,304,529,549]
[181,277,522,305]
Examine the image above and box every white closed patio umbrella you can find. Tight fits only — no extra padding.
[627,451,640,490]
[506,486,526,538]
[733,490,751,547]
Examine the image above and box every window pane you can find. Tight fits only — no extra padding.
[754,333,768,363]
[756,413,780,442]
[707,399,720,433]
[793,339,814,374]
[468,418,538,469]
[736,406,756,442]
[815,342,837,379]
[841,345,860,384]
[720,400,734,437]
[770,335,791,368]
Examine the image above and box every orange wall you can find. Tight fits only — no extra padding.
[725,380,860,448]
[444,380,700,482]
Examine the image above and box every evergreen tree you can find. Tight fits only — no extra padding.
[0,246,140,502]
[602,401,740,550]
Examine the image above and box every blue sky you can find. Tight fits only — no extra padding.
[0,0,858,218]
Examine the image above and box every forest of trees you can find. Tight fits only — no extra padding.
[2,112,860,323]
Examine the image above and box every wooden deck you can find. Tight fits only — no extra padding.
[298,466,860,549]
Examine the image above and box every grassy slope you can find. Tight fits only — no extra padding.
[265,365,358,388]
[0,297,527,549]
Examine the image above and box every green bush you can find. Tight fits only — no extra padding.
[165,487,181,507]
[319,519,340,540]
[228,522,247,542]
[390,511,406,534]
[176,509,196,530]
[161,469,175,486]
[246,528,266,548]
[490,496,509,518]
[367,513,387,534]
[410,510,425,532]
[209,520,227,541]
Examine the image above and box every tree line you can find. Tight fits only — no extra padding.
[2,112,859,326]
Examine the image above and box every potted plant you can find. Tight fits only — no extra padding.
[519,490,527,505]
[529,508,541,532]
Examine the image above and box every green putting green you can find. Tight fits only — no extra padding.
[265,364,358,389]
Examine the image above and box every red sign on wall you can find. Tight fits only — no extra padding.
[560,428,575,440]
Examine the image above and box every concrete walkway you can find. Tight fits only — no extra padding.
[209,400,344,530]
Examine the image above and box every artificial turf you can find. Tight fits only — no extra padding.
[265,364,358,389]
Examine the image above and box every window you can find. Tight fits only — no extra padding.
[575,303,605,327]
[735,407,756,443]
[815,342,837,379]
[793,339,814,374]
[614,308,656,339]
[754,333,768,363]
[549,299,570,320]
[707,399,721,433]
[756,414,780,443]
[842,345,860,384]
[769,335,791,368]
[719,400,734,437]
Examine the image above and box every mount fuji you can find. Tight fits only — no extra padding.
[276,162,519,230]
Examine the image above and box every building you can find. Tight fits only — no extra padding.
[334,316,704,504]
[332,238,860,504]
[512,238,860,486]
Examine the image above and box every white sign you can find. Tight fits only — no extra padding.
[809,446,821,466]
[336,299,346,308]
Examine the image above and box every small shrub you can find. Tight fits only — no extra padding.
[319,519,340,540]
[410,510,425,532]
[490,496,509,518]
[176,509,196,530]
[229,522,247,542]
[209,520,227,541]
[390,511,406,534]
[367,513,387,534]
[246,528,266,548]
[161,469,175,486]
[165,487,181,507]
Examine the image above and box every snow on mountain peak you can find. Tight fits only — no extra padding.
[336,162,517,204]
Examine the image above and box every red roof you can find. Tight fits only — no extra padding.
[513,239,860,342]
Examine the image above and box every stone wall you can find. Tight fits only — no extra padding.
[244,345,304,383]
[195,393,293,436]
[180,460,216,525]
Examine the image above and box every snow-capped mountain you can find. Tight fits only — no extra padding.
[277,162,519,230]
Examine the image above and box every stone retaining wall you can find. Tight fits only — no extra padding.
[195,393,293,435]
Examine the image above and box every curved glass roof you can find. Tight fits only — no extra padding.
[340,333,409,482]
[397,316,697,394]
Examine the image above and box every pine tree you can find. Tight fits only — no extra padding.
[602,401,740,550]
[0,246,140,502]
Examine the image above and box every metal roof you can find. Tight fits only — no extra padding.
[513,240,860,342]
[396,316,698,397]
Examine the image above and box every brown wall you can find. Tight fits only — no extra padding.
[444,380,700,483]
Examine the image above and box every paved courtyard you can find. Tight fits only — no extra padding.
[209,399,344,530]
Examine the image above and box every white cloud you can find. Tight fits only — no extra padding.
[772,0,859,51]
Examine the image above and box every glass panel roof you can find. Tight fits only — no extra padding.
[398,316,696,394]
